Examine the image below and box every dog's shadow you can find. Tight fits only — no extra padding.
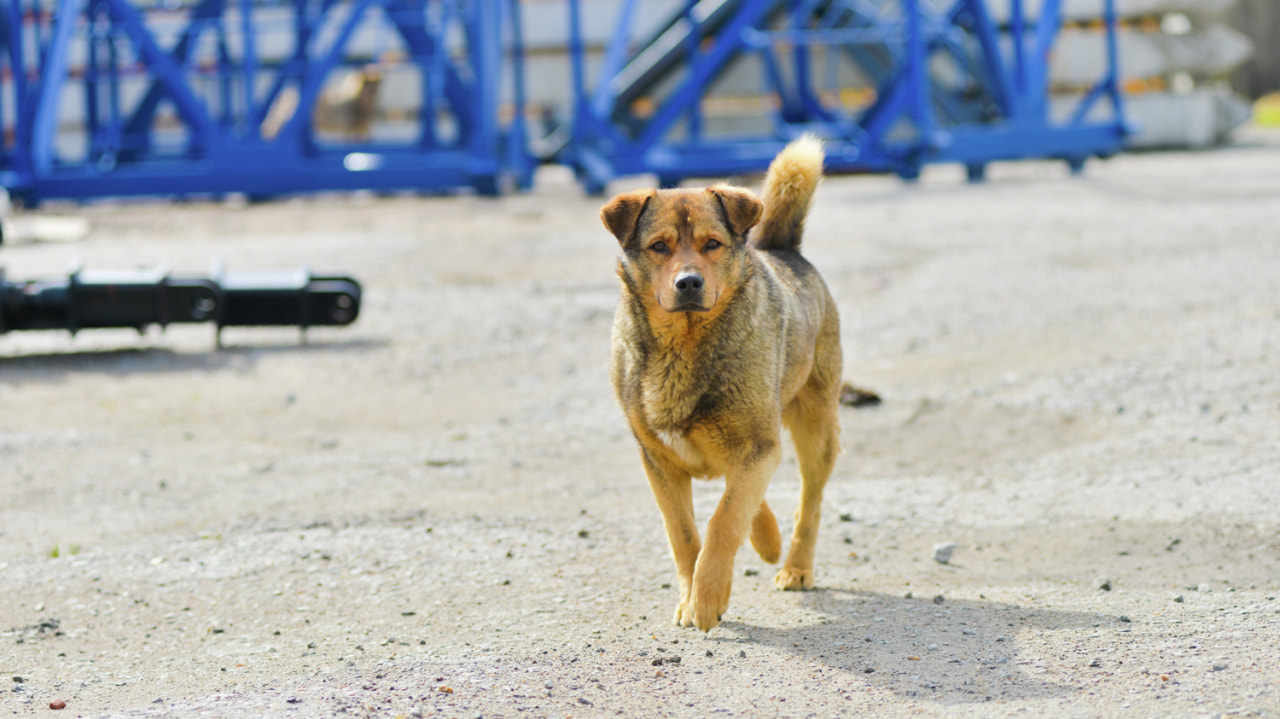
[711,586,1112,704]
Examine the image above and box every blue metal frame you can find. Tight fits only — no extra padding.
[0,0,532,203]
[0,1,1131,202]
[566,0,1129,191]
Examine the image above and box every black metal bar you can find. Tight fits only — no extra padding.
[1,265,361,337]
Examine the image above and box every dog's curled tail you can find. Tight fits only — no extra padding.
[751,134,824,252]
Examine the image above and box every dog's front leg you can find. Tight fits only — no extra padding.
[692,441,781,632]
[640,451,700,626]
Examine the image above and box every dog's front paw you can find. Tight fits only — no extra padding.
[690,595,727,632]
[750,505,782,565]
[672,599,695,627]
[690,573,732,632]
[774,566,813,591]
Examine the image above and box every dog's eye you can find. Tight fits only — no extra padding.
[703,239,722,251]
[649,242,670,254]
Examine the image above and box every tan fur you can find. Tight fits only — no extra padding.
[752,134,824,251]
[601,137,841,632]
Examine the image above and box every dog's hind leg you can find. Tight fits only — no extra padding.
[640,451,701,627]
[776,387,841,591]
[750,501,782,564]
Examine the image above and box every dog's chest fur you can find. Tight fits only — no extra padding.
[639,346,715,469]
[640,344,705,429]
[613,283,772,478]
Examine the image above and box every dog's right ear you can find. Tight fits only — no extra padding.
[600,190,653,249]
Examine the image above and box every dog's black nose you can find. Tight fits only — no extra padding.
[674,272,704,293]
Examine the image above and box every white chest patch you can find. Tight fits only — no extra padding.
[656,429,704,468]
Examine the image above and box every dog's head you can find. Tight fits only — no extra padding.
[601,186,762,317]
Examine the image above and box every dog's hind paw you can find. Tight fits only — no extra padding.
[773,567,813,591]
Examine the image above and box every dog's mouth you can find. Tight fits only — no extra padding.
[656,289,717,313]
[660,291,721,313]
[670,302,710,313]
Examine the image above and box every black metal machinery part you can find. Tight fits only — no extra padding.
[0,266,361,340]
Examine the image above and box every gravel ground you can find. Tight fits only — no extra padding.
[2,130,1279,719]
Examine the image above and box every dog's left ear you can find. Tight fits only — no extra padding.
[709,185,763,239]
[600,190,653,249]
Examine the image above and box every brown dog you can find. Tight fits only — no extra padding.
[601,136,842,632]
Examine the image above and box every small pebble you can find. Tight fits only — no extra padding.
[932,594,945,605]
[932,542,959,564]
[50,700,67,710]
[738,650,746,658]
[743,568,758,577]
[904,591,913,599]
[1089,659,1102,668]
[1118,615,1131,623]
[927,643,939,651]
[1173,595,1184,603]
[1212,664,1227,672]
[1094,577,1112,592]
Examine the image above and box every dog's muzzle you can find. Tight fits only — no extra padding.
[672,271,707,311]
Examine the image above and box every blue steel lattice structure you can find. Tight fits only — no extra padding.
[566,0,1130,192]
[0,0,532,203]
[0,1,1130,202]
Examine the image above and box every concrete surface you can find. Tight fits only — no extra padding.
[2,130,1279,718]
